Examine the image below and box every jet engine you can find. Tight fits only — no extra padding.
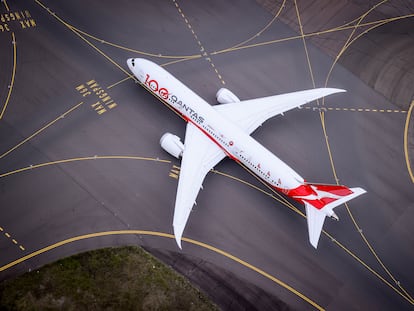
[216,88,240,104]
[160,133,184,158]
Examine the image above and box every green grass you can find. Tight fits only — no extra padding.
[0,246,219,311]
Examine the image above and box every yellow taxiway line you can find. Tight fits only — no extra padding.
[0,230,325,311]
[0,32,17,120]
[404,100,414,183]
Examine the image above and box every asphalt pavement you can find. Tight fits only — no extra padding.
[0,0,413,310]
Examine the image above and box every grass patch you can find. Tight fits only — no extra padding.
[0,246,219,310]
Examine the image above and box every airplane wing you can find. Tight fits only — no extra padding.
[173,122,226,248]
[214,88,345,134]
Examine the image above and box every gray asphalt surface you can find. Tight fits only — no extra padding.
[0,0,413,310]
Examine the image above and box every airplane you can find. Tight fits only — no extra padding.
[127,57,366,249]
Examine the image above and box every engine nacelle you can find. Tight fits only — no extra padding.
[160,133,184,159]
[216,88,240,104]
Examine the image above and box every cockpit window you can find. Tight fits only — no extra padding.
[131,59,135,67]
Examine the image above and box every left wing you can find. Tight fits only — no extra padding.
[173,122,226,248]
[214,88,345,134]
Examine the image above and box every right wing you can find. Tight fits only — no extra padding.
[214,88,345,134]
[173,122,226,248]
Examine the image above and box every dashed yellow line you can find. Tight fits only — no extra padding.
[0,226,25,251]
[0,230,324,311]
[35,0,201,92]
[303,106,407,113]
[312,0,413,299]
[0,101,84,160]
[0,32,17,120]
[38,5,199,60]
[404,100,414,183]
[172,0,226,85]
[1,154,412,304]
[34,0,134,79]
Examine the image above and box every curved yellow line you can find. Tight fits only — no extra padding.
[227,0,286,50]
[322,229,414,305]
[72,26,201,60]
[1,154,412,303]
[323,0,388,91]
[317,2,414,301]
[344,203,414,303]
[0,32,16,120]
[0,230,325,311]
[211,14,414,57]
[404,100,414,183]
[34,0,199,60]
[0,155,171,178]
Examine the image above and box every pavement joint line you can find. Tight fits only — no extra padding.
[0,230,325,311]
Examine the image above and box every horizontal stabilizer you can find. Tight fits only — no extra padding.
[304,185,366,248]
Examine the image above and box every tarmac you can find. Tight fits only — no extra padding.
[0,0,413,310]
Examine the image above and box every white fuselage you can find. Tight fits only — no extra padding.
[127,58,305,194]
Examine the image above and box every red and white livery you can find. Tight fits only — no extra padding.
[127,58,366,249]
